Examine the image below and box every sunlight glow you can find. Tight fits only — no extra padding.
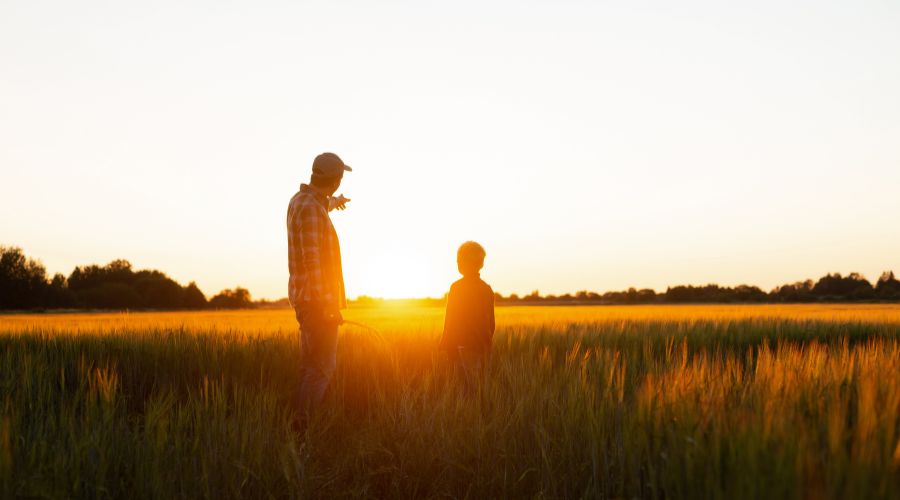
[349,248,451,299]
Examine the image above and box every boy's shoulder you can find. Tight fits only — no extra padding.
[449,277,467,292]
[452,276,493,293]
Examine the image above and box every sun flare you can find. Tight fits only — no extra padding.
[349,250,451,299]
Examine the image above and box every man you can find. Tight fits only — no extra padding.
[287,152,352,412]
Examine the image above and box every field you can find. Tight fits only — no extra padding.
[2,304,900,499]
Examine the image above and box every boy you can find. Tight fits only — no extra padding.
[439,241,496,385]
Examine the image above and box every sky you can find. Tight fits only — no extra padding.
[1,0,899,300]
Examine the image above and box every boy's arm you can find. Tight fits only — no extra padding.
[488,287,496,341]
[489,293,495,336]
[440,285,458,350]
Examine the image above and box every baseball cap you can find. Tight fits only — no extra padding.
[312,152,353,177]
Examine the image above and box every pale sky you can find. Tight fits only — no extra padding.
[2,0,899,300]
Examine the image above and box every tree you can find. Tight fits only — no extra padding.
[46,273,75,308]
[65,260,212,310]
[209,287,254,309]
[68,260,136,295]
[812,273,873,300]
[69,260,138,308]
[0,246,50,309]
[182,282,208,309]
[734,285,766,302]
[876,271,900,299]
[78,283,142,309]
[133,270,185,309]
[771,280,814,302]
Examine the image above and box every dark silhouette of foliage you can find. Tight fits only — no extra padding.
[663,284,765,303]
[68,259,135,292]
[0,246,218,311]
[495,272,895,305]
[183,282,208,309]
[66,260,208,309]
[46,273,75,308]
[78,283,143,309]
[0,246,51,309]
[601,288,657,304]
[209,288,254,309]
[811,272,874,300]
[876,272,900,300]
[771,280,815,303]
[254,297,290,308]
[134,270,187,309]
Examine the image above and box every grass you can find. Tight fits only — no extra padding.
[1,305,899,499]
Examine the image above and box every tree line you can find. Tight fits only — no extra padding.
[0,246,253,310]
[2,245,898,311]
[496,271,900,304]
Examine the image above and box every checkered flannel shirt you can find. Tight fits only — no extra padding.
[287,184,347,309]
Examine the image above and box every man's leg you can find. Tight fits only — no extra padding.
[295,305,339,413]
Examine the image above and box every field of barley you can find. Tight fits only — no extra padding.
[2,304,900,499]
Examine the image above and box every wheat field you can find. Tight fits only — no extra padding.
[1,304,899,499]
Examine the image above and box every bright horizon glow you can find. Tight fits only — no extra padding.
[2,1,899,300]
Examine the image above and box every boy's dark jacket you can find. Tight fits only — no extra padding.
[440,274,495,352]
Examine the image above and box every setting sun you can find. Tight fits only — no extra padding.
[347,246,454,299]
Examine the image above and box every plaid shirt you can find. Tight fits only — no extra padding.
[287,184,347,309]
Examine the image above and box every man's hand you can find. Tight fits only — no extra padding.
[324,306,343,326]
[315,300,342,326]
[304,300,343,326]
[329,194,351,211]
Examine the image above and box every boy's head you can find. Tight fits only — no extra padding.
[457,241,486,277]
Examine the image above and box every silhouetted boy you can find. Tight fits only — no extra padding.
[439,241,495,387]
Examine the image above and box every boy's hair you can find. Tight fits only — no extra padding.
[457,241,486,272]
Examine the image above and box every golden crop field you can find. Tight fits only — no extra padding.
[2,304,900,499]
[4,303,900,334]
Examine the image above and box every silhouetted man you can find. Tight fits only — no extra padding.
[287,152,352,413]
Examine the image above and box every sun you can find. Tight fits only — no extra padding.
[346,249,450,299]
